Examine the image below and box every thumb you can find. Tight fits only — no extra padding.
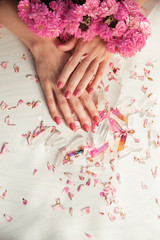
[58,38,78,51]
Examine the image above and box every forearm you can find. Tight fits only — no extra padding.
[0,0,46,50]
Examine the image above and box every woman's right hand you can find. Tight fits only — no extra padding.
[30,38,100,132]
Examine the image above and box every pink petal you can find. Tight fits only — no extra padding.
[105,85,109,92]
[108,212,116,222]
[0,101,8,110]
[116,173,121,183]
[47,162,52,171]
[64,172,72,178]
[81,206,91,214]
[86,178,91,186]
[94,178,102,187]
[141,181,148,190]
[77,184,84,192]
[114,207,121,214]
[99,212,105,215]
[68,192,74,200]
[22,53,26,60]
[120,211,126,219]
[22,198,28,205]
[13,64,19,73]
[151,166,158,179]
[69,207,73,216]
[2,190,7,197]
[33,169,38,175]
[79,176,85,181]
[3,214,13,222]
[32,100,41,108]
[85,233,92,239]
[0,61,8,69]
[17,99,23,106]
[62,187,70,193]
[0,142,9,156]
[66,180,73,185]
[100,192,105,198]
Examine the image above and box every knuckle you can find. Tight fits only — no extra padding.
[83,94,90,105]
[47,97,54,106]
[68,60,76,69]
[58,97,66,106]
[89,68,95,75]
[73,100,81,109]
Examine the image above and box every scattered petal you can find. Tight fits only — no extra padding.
[68,192,74,200]
[69,207,73,216]
[22,198,28,205]
[0,142,9,156]
[0,101,8,110]
[108,212,116,222]
[33,169,38,175]
[3,214,13,222]
[85,233,92,239]
[22,53,26,60]
[81,206,91,214]
[141,181,148,190]
[13,64,19,73]
[0,61,8,69]
[62,187,70,193]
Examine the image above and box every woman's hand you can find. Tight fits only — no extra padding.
[57,36,112,99]
[30,38,99,131]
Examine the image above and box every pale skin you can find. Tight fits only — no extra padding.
[0,0,146,132]
[57,0,147,99]
[0,0,100,132]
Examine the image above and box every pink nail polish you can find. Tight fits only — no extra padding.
[93,116,100,126]
[65,91,72,99]
[69,122,76,131]
[54,116,61,125]
[83,124,89,132]
[74,89,81,97]
[57,81,63,89]
[88,88,94,95]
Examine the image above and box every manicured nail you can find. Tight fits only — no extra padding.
[83,124,89,132]
[88,88,94,95]
[69,122,76,131]
[74,89,81,97]
[57,81,63,89]
[54,116,61,125]
[65,90,72,99]
[93,116,100,126]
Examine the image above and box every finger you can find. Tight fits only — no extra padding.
[57,50,84,90]
[64,57,93,98]
[58,37,78,52]
[87,60,108,95]
[73,59,100,97]
[54,87,77,131]
[80,91,100,126]
[69,95,90,132]
[43,81,61,125]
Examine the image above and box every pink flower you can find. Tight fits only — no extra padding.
[49,1,58,11]
[113,21,127,37]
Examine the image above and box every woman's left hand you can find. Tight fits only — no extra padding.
[57,36,112,99]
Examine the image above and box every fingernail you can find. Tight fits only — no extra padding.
[88,88,94,95]
[69,122,76,131]
[74,89,81,97]
[54,116,61,125]
[65,91,72,99]
[83,124,89,132]
[57,81,63,89]
[93,116,100,126]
